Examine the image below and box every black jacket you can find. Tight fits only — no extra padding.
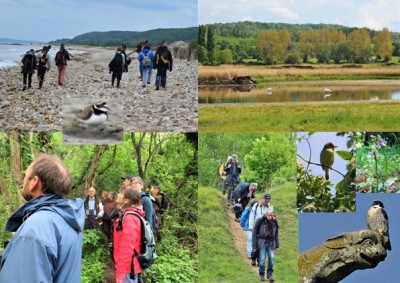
[252,215,279,250]
[233,182,255,200]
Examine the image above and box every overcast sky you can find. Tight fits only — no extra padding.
[0,0,198,42]
[199,0,399,32]
[299,193,400,282]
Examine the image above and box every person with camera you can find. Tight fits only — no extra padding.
[224,154,242,205]
[252,210,279,282]
[36,45,51,89]
[84,187,104,230]
[0,154,84,283]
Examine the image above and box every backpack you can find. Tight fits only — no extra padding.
[159,192,171,213]
[55,51,66,66]
[38,52,47,66]
[159,48,170,64]
[141,194,160,236]
[24,54,35,70]
[122,211,157,273]
[114,52,123,66]
[240,207,251,228]
[141,52,151,67]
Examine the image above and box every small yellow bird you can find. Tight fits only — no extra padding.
[320,142,337,180]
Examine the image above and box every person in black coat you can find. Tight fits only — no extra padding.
[252,211,279,282]
[232,182,257,220]
[224,154,242,204]
[154,41,173,90]
[21,49,37,91]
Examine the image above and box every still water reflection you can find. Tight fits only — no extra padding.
[199,83,400,104]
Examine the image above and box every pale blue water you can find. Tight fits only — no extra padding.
[0,43,83,68]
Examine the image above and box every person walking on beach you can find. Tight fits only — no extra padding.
[36,45,51,89]
[109,47,125,88]
[138,43,155,88]
[21,49,37,91]
[0,154,84,283]
[154,41,173,90]
[55,43,72,86]
[252,211,279,282]
[121,43,131,73]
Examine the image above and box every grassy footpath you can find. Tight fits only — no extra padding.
[199,101,400,132]
[199,182,297,283]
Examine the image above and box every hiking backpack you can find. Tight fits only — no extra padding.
[114,52,123,66]
[55,52,66,66]
[159,49,170,64]
[141,52,151,67]
[240,207,251,228]
[23,54,35,70]
[141,194,160,236]
[38,52,47,66]
[122,211,157,273]
[159,192,171,213]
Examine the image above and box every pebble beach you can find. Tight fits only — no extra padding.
[0,45,198,132]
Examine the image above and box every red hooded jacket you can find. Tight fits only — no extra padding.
[114,207,145,282]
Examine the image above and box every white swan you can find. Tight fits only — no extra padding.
[324,87,331,92]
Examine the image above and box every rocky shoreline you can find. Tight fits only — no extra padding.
[0,46,198,132]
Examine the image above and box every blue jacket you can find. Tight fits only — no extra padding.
[141,192,154,226]
[240,204,255,231]
[138,48,155,70]
[0,194,84,283]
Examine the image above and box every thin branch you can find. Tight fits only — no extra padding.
[297,153,345,178]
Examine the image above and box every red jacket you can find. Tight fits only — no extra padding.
[114,207,145,282]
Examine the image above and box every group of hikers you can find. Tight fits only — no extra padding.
[108,40,173,90]
[219,154,279,282]
[20,39,173,91]
[83,174,171,283]
[0,154,170,283]
[20,43,72,90]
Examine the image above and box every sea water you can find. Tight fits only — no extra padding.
[0,43,83,68]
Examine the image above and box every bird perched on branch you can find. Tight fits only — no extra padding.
[367,200,391,251]
[320,142,337,180]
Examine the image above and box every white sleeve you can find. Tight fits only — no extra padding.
[249,204,257,230]
[97,202,104,218]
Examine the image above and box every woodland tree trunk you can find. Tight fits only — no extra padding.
[9,132,24,206]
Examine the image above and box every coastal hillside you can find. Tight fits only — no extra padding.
[50,27,198,47]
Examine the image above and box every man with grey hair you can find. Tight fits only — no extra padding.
[0,154,84,283]
[252,210,279,282]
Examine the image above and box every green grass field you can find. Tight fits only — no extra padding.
[199,101,400,132]
[198,183,298,283]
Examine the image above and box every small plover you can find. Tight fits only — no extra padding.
[78,102,109,125]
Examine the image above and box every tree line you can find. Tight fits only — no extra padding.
[199,22,400,65]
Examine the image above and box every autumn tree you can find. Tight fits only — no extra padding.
[257,30,292,64]
[373,28,393,61]
[348,28,372,63]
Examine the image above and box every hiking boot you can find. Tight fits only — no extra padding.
[22,85,26,91]
[269,276,275,282]
[251,259,256,266]
[156,84,160,90]
[259,274,265,282]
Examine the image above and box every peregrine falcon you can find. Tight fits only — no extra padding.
[367,200,391,251]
